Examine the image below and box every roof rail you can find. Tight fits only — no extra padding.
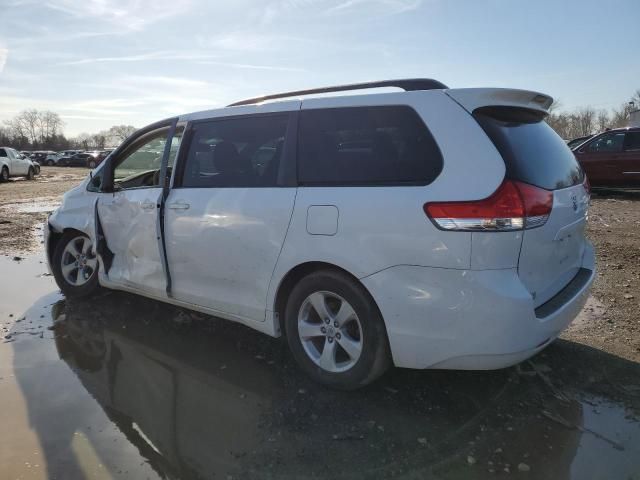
[227,78,448,107]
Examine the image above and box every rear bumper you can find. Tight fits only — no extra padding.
[362,241,595,370]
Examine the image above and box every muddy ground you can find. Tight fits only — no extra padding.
[0,167,639,479]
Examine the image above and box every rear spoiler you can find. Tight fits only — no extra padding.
[445,88,553,115]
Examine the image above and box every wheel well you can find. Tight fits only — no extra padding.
[273,261,382,336]
[47,227,83,264]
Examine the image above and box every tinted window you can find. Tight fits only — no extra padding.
[0,149,6,157]
[181,114,288,188]
[297,106,443,186]
[587,132,625,153]
[474,107,583,190]
[624,132,640,151]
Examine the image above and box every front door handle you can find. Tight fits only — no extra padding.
[141,202,156,210]
[167,202,190,210]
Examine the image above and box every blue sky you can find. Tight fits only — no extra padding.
[1,0,638,136]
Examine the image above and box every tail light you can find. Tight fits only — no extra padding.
[424,180,553,231]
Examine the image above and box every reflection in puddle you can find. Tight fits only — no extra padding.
[0,254,639,479]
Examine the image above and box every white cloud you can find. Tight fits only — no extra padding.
[58,51,221,66]
[43,0,192,31]
[260,0,422,23]
[0,47,8,74]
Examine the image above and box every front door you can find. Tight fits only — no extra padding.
[164,112,297,322]
[577,131,625,187]
[97,124,182,298]
[620,131,640,187]
[10,149,29,175]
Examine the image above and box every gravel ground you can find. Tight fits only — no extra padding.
[0,168,638,363]
[563,189,640,363]
[0,167,88,252]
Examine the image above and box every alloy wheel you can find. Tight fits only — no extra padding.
[61,236,98,287]
[297,291,363,373]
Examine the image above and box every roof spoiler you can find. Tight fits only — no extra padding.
[445,88,553,115]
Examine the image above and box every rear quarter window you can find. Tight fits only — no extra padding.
[474,107,584,190]
[298,105,443,186]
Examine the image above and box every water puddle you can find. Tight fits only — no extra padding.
[1,253,639,479]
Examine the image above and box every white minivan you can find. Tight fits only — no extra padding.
[45,79,595,389]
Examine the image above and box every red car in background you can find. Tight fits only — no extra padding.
[573,127,640,188]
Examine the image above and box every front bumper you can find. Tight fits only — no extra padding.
[362,241,595,370]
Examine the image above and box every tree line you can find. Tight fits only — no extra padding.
[546,90,639,140]
[0,109,136,151]
[1,90,638,152]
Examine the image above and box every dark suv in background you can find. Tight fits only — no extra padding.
[574,127,640,188]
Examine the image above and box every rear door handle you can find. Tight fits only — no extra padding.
[141,202,156,210]
[167,202,190,210]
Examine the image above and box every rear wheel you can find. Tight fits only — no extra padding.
[87,159,97,169]
[52,231,100,298]
[284,270,391,389]
[47,160,55,166]
[0,167,8,182]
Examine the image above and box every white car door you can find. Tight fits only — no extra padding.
[164,110,298,323]
[97,123,182,298]
[9,149,29,175]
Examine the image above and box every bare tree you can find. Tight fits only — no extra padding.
[108,125,137,143]
[596,109,609,132]
[574,107,596,136]
[91,133,107,149]
[38,111,64,144]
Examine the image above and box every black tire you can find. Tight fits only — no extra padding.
[51,231,100,298]
[87,159,97,169]
[0,166,8,182]
[26,167,34,180]
[47,160,55,166]
[284,269,391,390]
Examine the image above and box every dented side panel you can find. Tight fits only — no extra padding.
[97,188,167,298]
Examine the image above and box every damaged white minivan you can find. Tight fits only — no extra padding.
[46,79,595,389]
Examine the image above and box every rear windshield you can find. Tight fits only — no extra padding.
[474,107,584,190]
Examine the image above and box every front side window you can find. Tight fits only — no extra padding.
[297,106,443,186]
[0,149,7,157]
[114,130,167,185]
[587,132,625,153]
[180,114,289,188]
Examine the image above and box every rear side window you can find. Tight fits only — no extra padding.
[181,114,289,188]
[624,132,640,151]
[474,107,583,190]
[298,106,443,186]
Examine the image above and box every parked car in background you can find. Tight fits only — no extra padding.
[30,150,56,165]
[567,135,593,150]
[45,80,594,389]
[0,147,38,181]
[57,152,95,167]
[573,127,640,188]
[83,150,112,168]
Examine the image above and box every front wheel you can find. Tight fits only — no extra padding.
[52,231,100,298]
[1,167,8,182]
[47,160,55,166]
[26,167,34,180]
[284,270,391,390]
[87,159,97,169]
